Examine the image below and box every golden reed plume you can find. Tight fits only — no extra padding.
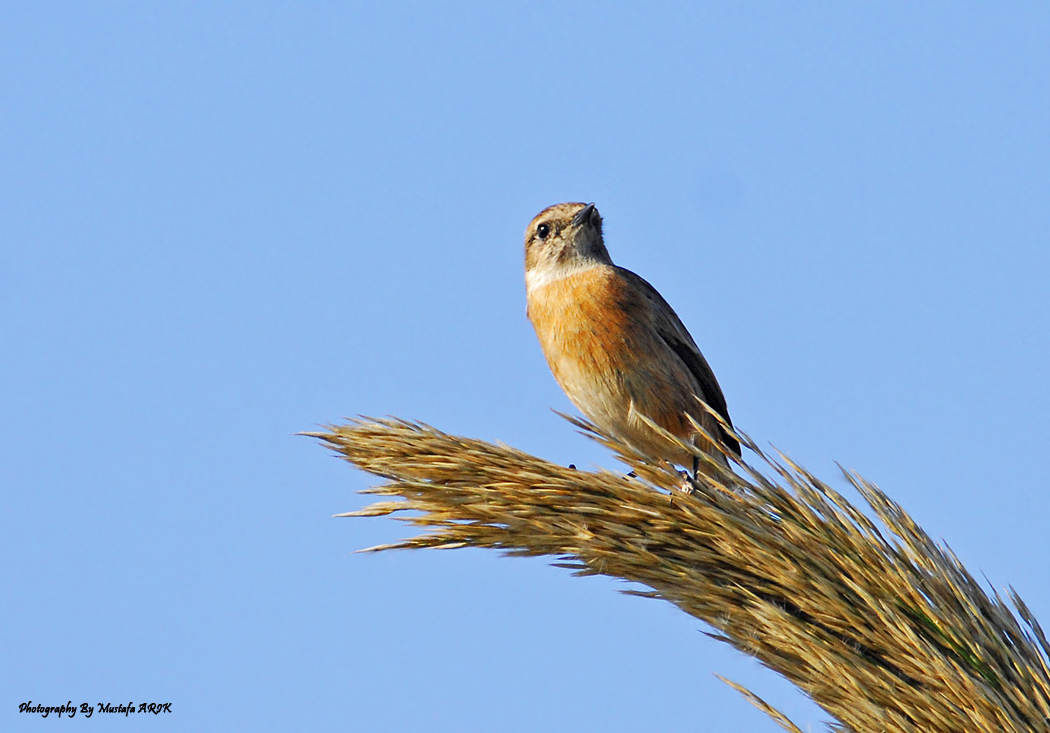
[308,416,1050,732]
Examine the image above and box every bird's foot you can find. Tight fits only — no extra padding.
[677,469,694,493]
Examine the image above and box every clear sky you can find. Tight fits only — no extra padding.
[3,3,1048,731]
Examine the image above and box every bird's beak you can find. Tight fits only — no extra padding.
[572,203,596,228]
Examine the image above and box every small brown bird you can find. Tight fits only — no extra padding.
[525,202,739,473]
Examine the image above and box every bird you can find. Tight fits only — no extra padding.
[524,202,739,475]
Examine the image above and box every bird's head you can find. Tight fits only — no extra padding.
[524,202,611,291]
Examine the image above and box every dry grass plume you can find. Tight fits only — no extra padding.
[308,416,1050,732]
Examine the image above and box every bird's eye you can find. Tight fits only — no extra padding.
[536,223,551,240]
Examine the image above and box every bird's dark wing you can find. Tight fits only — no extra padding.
[617,267,740,456]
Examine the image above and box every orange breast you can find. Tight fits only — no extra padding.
[527,266,715,465]
[528,267,635,399]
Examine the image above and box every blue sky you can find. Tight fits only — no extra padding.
[3,3,1048,730]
